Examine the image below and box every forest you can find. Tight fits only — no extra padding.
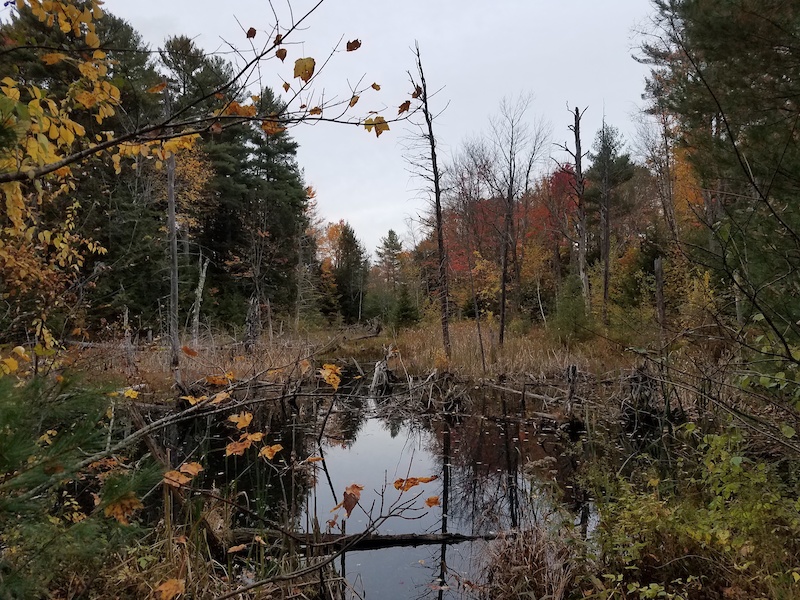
[1,1,800,599]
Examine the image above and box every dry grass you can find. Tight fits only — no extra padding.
[393,320,635,379]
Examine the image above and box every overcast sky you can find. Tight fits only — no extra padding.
[105,0,655,256]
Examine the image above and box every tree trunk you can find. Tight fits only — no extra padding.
[192,255,210,347]
[167,151,181,387]
[415,43,451,360]
[572,107,591,314]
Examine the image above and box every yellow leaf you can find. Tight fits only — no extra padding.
[246,432,265,442]
[163,470,191,488]
[293,57,316,83]
[349,95,359,108]
[228,412,253,429]
[2,357,18,373]
[147,82,167,94]
[41,52,67,65]
[122,388,139,399]
[12,346,30,362]
[103,492,143,525]
[371,82,381,91]
[178,462,203,476]
[84,31,100,48]
[319,363,341,391]
[180,395,207,406]
[155,578,185,600]
[276,48,287,62]
[259,444,283,460]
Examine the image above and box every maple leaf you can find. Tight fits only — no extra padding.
[147,82,167,94]
[425,495,441,508]
[181,345,198,357]
[319,363,341,390]
[276,48,287,62]
[246,432,265,442]
[163,470,191,488]
[349,95,359,108]
[180,395,207,406]
[293,57,316,83]
[246,27,257,39]
[398,100,411,115]
[371,82,381,91]
[394,475,438,491]
[259,444,283,460]
[104,491,143,525]
[156,578,185,600]
[179,462,203,476]
[340,483,364,517]
[225,439,251,456]
[262,119,286,136]
[228,412,253,429]
[346,39,361,51]
[364,116,390,138]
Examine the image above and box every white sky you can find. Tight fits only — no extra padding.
[105,0,655,257]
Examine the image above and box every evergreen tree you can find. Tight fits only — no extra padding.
[334,224,369,324]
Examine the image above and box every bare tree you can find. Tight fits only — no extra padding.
[556,106,590,312]
[483,95,550,345]
[407,42,451,359]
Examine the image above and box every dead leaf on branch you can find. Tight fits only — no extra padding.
[349,95,359,108]
[346,39,361,51]
[228,412,253,429]
[293,57,316,83]
[246,27,257,39]
[364,116,389,138]
[276,48,287,62]
[163,470,191,488]
[309,106,322,116]
[261,119,286,136]
[425,495,441,508]
[259,444,283,460]
[330,483,364,518]
[371,82,381,91]
[411,85,423,99]
[398,100,411,115]
[282,82,290,93]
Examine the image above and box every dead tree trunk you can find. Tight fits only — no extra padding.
[413,42,451,360]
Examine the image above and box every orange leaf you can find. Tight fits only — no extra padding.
[205,374,228,386]
[319,364,341,391]
[346,39,361,51]
[259,444,283,460]
[181,345,198,357]
[179,462,203,476]
[282,82,291,93]
[225,439,251,456]
[228,412,253,429]
[228,543,248,553]
[246,432,265,442]
[148,82,167,94]
[293,57,316,83]
[180,395,207,405]
[309,106,322,116]
[425,495,441,508]
[163,470,191,488]
[246,27,257,39]
[371,82,381,91]
[276,48,287,62]
[209,122,223,135]
[306,456,324,463]
[262,119,286,135]
[342,483,364,517]
[156,578,185,600]
[411,85,423,99]
[394,475,438,492]
[103,492,143,525]
[398,100,411,115]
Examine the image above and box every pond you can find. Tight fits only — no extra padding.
[192,373,586,599]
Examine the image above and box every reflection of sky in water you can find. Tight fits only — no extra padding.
[305,411,567,599]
